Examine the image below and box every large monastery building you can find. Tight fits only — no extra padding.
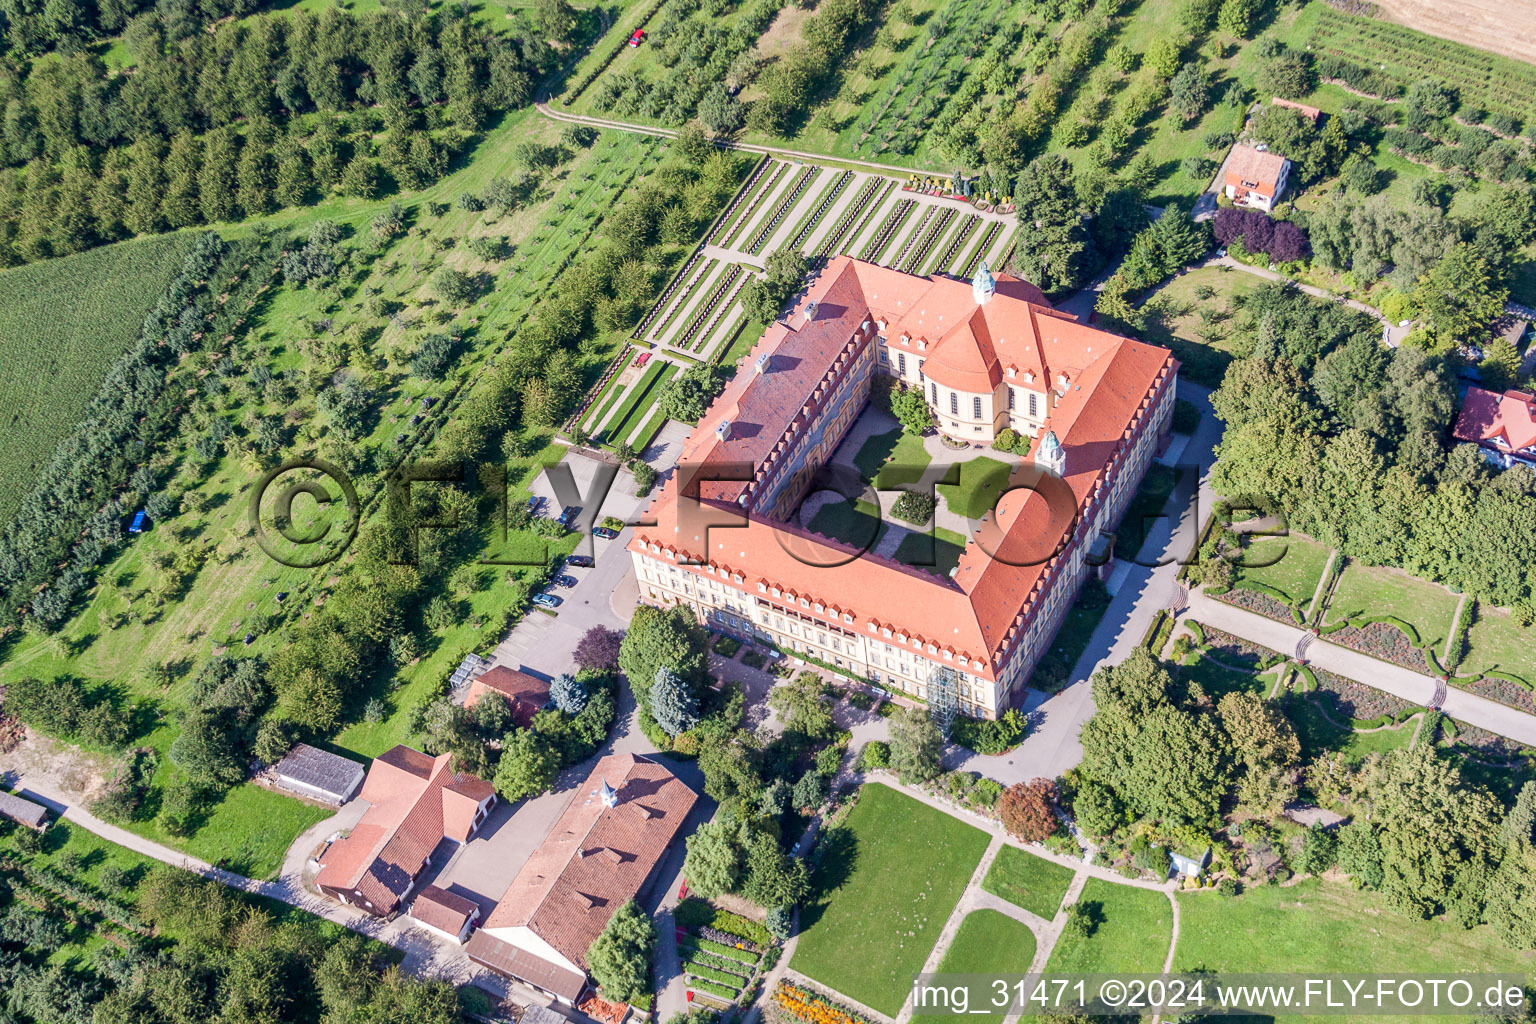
[628,255,1177,718]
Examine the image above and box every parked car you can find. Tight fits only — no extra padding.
[559,504,581,527]
[565,555,594,568]
[527,496,546,517]
[533,592,562,609]
[628,29,645,46]
[592,526,620,540]
[128,509,147,534]
[553,574,578,588]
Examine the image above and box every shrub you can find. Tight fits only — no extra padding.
[861,740,890,770]
[890,490,936,525]
[998,778,1059,842]
[1217,877,1239,897]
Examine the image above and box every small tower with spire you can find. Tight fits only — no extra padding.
[599,780,619,808]
[972,262,996,306]
[1034,429,1065,476]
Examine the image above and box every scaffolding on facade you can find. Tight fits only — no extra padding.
[928,664,958,739]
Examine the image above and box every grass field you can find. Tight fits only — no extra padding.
[1236,535,1333,609]
[980,845,1074,921]
[1174,879,1536,1022]
[937,457,1012,520]
[910,909,1037,1024]
[1041,878,1171,976]
[792,783,990,1016]
[1458,603,1536,684]
[1137,267,1265,389]
[1322,561,1462,646]
[862,429,933,487]
[1113,465,1182,560]
[0,234,195,524]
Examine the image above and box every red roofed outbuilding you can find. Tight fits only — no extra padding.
[314,745,496,917]
[1453,387,1536,469]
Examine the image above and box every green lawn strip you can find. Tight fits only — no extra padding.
[650,258,720,342]
[836,179,898,258]
[778,172,843,255]
[861,428,932,485]
[792,783,991,1017]
[1179,651,1271,700]
[1457,604,1536,684]
[888,205,934,270]
[594,358,668,443]
[937,456,1014,520]
[627,405,673,452]
[958,221,1001,278]
[862,200,915,263]
[711,160,779,245]
[723,163,791,250]
[1173,878,1536,1008]
[922,213,975,277]
[682,265,746,353]
[910,910,1037,1024]
[579,350,637,431]
[1042,588,1116,686]
[691,274,747,354]
[716,316,769,370]
[1040,878,1171,976]
[654,259,724,346]
[812,176,880,258]
[909,208,958,276]
[981,844,1075,921]
[1235,534,1332,608]
[1322,562,1461,647]
[602,362,676,445]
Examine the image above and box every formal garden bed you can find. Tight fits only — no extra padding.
[1181,622,1287,673]
[675,898,777,1009]
[1322,619,1436,674]
[1294,664,1420,727]
[1214,584,1303,625]
[770,981,876,1024]
[1457,676,1536,715]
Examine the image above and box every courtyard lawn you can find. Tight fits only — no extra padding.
[792,783,990,1017]
[1174,879,1536,1012]
[937,457,1013,520]
[1458,603,1536,685]
[891,528,967,578]
[1042,879,1171,976]
[1323,562,1462,648]
[910,910,1037,1024]
[981,845,1074,921]
[1236,535,1333,610]
[861,428,932,487]
[805,498,887,552]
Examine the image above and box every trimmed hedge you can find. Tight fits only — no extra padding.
[1486,669,1534,690]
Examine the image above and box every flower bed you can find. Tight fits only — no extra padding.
[1327,620,1431,673]
[1197,624,1284,670]
[674,897,771,947]
[1215,585,1301,625]
[771,982,876,1024]
[1307,666,1418,723]
[1446,720,1532,757]
[1460,677,1536,715]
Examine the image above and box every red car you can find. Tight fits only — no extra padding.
[628,29,645,47]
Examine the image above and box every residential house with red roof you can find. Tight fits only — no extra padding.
[1223,144,1291,213]
[627,256,1177,719]
[1453,386,1536,469]
[314,745,497,917]
[462,666,551,728]
[466,753,698,1004]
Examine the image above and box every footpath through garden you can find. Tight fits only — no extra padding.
[1177,591,1536,747]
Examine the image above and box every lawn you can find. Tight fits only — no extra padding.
[937,457,1013,520]
[806,497,887,552]
[859,428,931,485]
[1458,603,1536,685]
[891,527,968,578]
[1235,534,1333,609]
[1322,561,1462,648]
[1282,690,1417,764]
[792,782,991,1016]
[980,844,1074,921]
[0,233,195,523]
[1137,267,1265,389]
[1174,879,1536,1019]
[1178,651,1278,700]
[1041,878,1171,976]
[910,909,1037,1024]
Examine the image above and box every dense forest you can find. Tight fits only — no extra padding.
[0,4,550,264]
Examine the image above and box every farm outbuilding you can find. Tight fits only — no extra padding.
[0,791,49,831]
[272,744,366,805]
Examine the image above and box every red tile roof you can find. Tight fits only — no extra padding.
[1454,387,1536,453]
[465,666,551,728]
[482,753,698,968]
[1271,97,1322,122]
[315,745,492,915]
[630,256,1176,674]
[410,884,480,937]
[466,931,588,1003]
[1224,144,1289,198]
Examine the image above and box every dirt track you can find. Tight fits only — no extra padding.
[1371,0,1536,65]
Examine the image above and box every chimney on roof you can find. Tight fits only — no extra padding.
[804,301,818,322]
[717,420,732,442]
[755,352,771,375]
